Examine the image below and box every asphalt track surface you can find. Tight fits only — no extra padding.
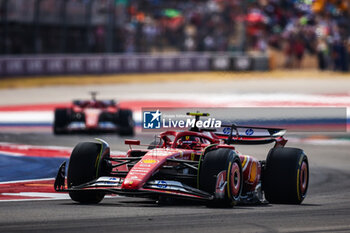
[1,73,350,232]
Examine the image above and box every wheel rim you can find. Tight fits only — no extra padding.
[230,162,241,197]
[300,161,308,195]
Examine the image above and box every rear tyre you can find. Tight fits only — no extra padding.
[118,109,134,136]
[199,148,243,207]
[53,108,69,135]
[67,142,110,204]
[263,147,309,204]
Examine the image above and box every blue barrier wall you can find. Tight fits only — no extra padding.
[0,53,269,77]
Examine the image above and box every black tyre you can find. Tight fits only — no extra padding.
[118,109,134,136]
[53,108,69,134]
[199,148,243,207]
[67,142,110,204]
[263,147,309,204]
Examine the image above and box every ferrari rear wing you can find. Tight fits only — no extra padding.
[214,124,287,147]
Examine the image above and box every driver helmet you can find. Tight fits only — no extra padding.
[178,135,200,149]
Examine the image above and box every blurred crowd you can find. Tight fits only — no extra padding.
[121,0,242,53]
[1,0,350,70]
[121,0,350,70]
[253,0,350,71]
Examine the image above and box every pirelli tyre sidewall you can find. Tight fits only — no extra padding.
[199,148,243,207]
[263,147,309,204]
[67,142,110,204]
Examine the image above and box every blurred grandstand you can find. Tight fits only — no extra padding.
[0,0,350,71]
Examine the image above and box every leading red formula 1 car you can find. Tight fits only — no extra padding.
[53,92,134,135]
[54,112,309,207]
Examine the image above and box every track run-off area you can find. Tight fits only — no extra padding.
[0,71,350,232]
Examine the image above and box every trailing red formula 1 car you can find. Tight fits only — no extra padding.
[53,92,134,135]
[54,112,309,207]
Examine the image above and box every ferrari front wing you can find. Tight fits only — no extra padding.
[54,162,213,201]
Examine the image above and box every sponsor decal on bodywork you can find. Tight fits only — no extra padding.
[142,159,159,164]
[147,180,187,192]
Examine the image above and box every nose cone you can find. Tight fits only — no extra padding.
[85,109,100,128]
[121,178,142,190]
[121,149,180,190]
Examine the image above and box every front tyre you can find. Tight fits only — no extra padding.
[263,147,309,204]
[53,108,69,134]
[67,142,110,204]
[199,148,243,207]
[118,109,134,136]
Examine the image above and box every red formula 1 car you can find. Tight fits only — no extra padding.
[54,112,309,207]
[53,92,134,135]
